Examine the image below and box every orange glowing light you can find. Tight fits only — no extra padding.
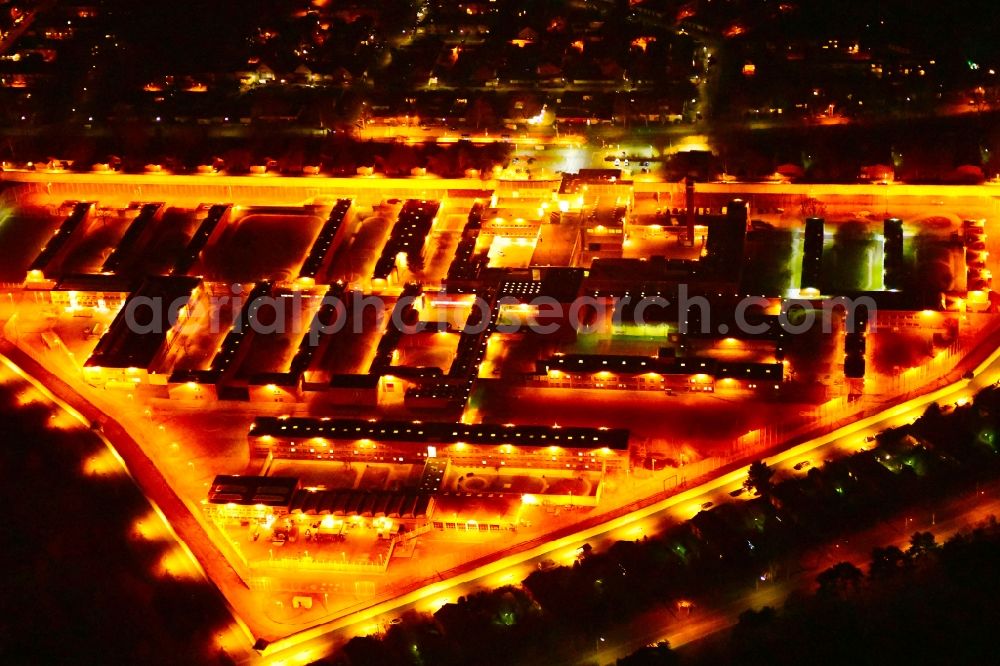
[157,547,202,581]
[631,37,654,52]
[82,448,123,478]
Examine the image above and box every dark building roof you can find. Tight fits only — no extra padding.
[85,275,201,369]
[102,203,162,274]
[498,267,585,303]
[586,256,701,290]
[404,380,474,408]
[289,488,431,518]
[250,416,630,451]
[299,199,352,279]
[248,372,298,387]
[540,353,783,381]
[329,373,381,389]
[207,475,299,506]
[173,204,229,275]
[373,199,440,280]
[446,202,486,284]
[369,283,422,374]
[207,281,272,374]
[704,200,747,282]
[30,202,91,273]
[682,313,786,341]
[53,273,136,293]
[714,361,784,381]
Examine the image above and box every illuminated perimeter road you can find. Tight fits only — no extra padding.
[3,333,998,665]
[254,343,1000,666]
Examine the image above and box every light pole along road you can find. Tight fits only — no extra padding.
[256,342,1000,665]
[1,330,997,666]
[581,474,1000,666]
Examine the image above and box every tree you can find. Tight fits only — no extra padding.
[744,460,774,497]
[800,197,826,219]
[907,531,939,560]
[869,545,909,580]
[338,635,393,664]
[816,561,864,597]
[730,607,779,664]
[617,641,678,665]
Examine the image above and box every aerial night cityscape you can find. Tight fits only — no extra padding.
[6,1,1000,665]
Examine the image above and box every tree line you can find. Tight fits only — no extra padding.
[322,385,1000,665]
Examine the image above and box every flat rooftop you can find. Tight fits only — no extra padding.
[207,475,299,507]
[85,275,201,369]
[250,417,630,451]
[541,353,784,380]
[288,488,431,519]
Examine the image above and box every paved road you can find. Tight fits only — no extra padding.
[4,299,1000,665]
[581,477,1000,666]
[1,321,997,666]
[1,182,999,664]
[255,339,1000,665]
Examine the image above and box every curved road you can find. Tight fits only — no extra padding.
[257,338,1000,665]
[4,300,1000,665]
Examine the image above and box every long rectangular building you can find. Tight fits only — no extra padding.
[203,474,431,531]
[83,275,202,384]
[536,353,784,393]
[249,416,629,471]
[372,199,440,284]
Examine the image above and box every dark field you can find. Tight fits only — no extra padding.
[0,374,234,665]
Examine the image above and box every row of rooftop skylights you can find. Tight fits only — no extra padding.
[251,417,622,445]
